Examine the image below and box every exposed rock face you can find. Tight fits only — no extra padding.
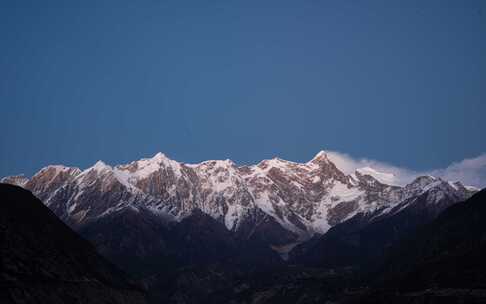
[1,151,476,248]
[0,175,29,187]
[288,178,479,269]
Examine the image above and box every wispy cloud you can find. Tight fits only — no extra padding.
[428,154,486,189]
[325,151,419,186]
[325,151,486,188]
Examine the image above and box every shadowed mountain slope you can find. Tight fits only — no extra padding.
[0,184,146,304]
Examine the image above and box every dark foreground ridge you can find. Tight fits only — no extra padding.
[0,183,147,304]
[350,188,486,303]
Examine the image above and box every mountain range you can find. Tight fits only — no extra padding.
[1,151,483,303]
[1,151,476,246]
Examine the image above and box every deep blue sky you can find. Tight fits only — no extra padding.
[1,1,485,177]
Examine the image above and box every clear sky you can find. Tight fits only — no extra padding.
[1,1,485,179]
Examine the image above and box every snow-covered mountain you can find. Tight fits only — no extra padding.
[1,151,476,246]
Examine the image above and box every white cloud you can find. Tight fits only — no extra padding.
[324,150,486,188]
[429,154,486,189]
[325,151,419,186]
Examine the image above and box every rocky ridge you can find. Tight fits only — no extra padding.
[2,151,476,247]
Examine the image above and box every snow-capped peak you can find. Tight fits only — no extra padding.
[151,152,169,162]
[34,164,80,176]
[92,160,111,172]
[308,150,329,163]
[43,164,73,171]
[0,174,29,187]
[197,159,235,167]
[121,152,183,179]
[408,175,438,188]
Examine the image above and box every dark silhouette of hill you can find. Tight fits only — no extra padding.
[0,184,146,304]
[379,188,486,291]
[352,189,486,303]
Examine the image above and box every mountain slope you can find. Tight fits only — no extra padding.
[378,188,486,291]
[1,151,476,251]
[344,189,486,304]
[289,177,471,271]
[0,184,146,304]
[78,206,282,276]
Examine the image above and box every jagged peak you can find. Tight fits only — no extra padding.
[448,181,480,193]
[0,174,29,187]
[256,157,289,169]
[38,164,78,173]
[120,152,183,179]
[257,156,301,167]
[401,175,474,197]
[308,150,329,163]
[125,152,174,167]
[144,152,182,169]
[1,173,26,179]
[91,160,112,172]
[151,152,169,162]
[33,165,82,179]
[216,159,236,167]
[314,150,327,159]
[408,176,458,196]
[270,157,291,164]
[197,158,235,166]
[408,175,438,187]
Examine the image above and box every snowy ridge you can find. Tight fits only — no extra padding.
[2,151,478,243]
